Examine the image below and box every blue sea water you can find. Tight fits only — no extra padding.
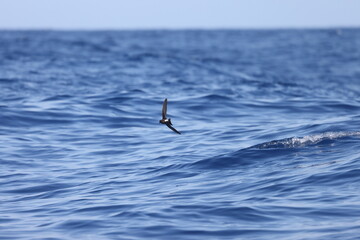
[1,29,360,240]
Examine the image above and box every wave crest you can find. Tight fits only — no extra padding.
[191,131,360,169]
[253,131,360,149]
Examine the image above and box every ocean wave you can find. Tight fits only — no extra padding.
[192,131,360,169]
[253,131,360,149]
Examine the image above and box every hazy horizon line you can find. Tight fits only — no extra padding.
[0,25,359,32]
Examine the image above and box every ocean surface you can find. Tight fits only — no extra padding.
[1,29,360,240]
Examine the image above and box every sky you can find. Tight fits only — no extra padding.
[0,0,359,29]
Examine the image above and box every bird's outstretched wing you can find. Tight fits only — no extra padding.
[162,98,167,119]
[166,122,181,134]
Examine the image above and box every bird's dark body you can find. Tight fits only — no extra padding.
[159,118,172,125]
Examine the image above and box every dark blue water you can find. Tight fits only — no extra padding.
[1,29,360,240]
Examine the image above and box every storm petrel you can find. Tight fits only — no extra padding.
[159,98,181,134]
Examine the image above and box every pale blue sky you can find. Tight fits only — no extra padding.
[0,0,359,29]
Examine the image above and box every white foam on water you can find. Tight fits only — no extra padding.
[256,131,360,149]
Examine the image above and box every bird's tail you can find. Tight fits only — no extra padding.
[168,118,172,125]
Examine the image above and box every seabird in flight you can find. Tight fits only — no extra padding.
[159,98,181,134]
